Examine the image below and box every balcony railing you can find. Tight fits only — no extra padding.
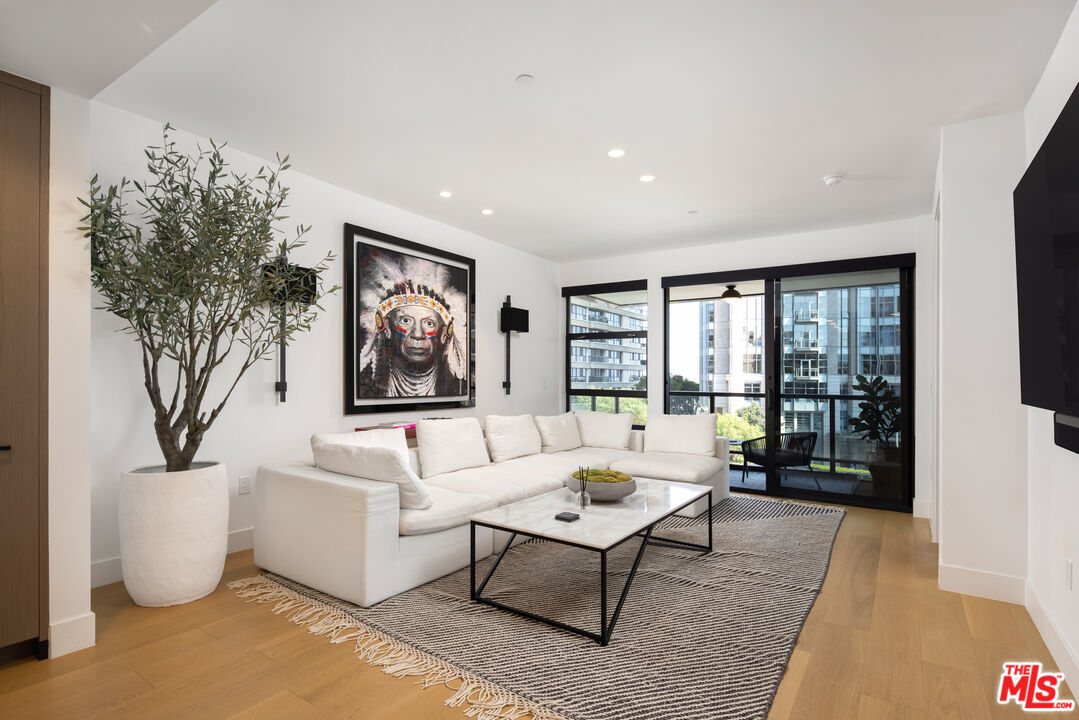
[669,390,901,474]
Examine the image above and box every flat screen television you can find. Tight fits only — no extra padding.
[1013,78,1079,422]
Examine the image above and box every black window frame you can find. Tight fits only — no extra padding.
[563,279,648,426]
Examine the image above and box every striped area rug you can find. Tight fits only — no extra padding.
[231,494,844,720]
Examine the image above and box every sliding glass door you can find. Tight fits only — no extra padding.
[773,270,910,506]
[663,257,914,511]
[666,281,771,484]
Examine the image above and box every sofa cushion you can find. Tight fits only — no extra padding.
[423,465,563,505]
[498,452,595,482]
[311,428,409,461]
[416,417,490,478]
[484,414,542,462]
[551,447,638,467]
[534,412,582,452]
[644,413,717,455]
[574,410,634,449]
[311,443,433,509]
[610,452,723,484]
[398,487,498,536]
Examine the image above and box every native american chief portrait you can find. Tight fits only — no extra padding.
[353,240,470,402]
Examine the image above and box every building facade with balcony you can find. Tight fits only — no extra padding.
[696,282,902,442]
[568,296,647,390]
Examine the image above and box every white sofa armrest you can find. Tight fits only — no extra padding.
[254,463,400,607]
[629,429,645,452]
[714,435,730,459]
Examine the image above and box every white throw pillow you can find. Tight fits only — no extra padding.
[311,443,433,510]
[574,411,634,450]
[534,412,582,452]
[416,417,491,478]
[310,428,409,461]
[484,414,542,463]
[644,413,717,455]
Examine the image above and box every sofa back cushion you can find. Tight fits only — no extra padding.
[416,417,491,478]
[311,442,433,509]
[534,412,582,452]
[484,414,542,463]
[311,428,409,460]
[644,413,717,455]
[574,411,634,450]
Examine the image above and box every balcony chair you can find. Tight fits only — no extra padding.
[740,432,820,489]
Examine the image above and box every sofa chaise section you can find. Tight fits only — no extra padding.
[255,462,497,608]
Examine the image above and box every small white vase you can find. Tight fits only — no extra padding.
[119,461,229,607]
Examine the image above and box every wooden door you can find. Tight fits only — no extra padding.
[0,71,48,651]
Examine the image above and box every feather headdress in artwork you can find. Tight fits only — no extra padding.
[358,249,468,382]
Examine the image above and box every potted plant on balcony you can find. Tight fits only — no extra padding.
[81,126,335,606]
[848,374,902,497]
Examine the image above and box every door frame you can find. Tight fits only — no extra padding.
[662,253,916,512]
[0,68,50,655]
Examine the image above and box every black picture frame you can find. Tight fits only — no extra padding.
[343,223,476,415]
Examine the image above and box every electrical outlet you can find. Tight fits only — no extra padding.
[238,475,252,495]
[1067,559,1074,591]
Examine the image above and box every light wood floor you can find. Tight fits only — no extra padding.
[0,503,1071,719]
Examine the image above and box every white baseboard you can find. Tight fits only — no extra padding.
[227,526,254,554]
[912,498,931,519]
[91,526,256,589]
[49,611,95,658]
[1026,581,1079,690]
[90,556,122,589]
[938,562,1027,604]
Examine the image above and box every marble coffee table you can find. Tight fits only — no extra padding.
[469,478,712,646]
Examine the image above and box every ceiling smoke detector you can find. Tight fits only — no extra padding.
[822,175,844,187]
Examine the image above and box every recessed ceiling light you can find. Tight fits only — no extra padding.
[607,148,626,158]
[687,210,698,214]
[481,208,494,215]
[515,74,534,86]
[822,175,844,186]
[639,174,657,183]
[439,190,453,198]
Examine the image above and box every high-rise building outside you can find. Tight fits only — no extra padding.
[568,295,647,391]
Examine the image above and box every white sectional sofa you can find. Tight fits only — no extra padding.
[255,411,729,607]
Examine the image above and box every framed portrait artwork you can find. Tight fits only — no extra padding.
[343,223,476,414]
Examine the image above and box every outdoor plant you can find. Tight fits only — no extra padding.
[80,125,336,472]
[848,374,901,447]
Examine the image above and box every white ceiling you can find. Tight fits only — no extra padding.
[47,1,1079,260]
[0,1,217,96]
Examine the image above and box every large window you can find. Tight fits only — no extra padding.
[564,281,648,425]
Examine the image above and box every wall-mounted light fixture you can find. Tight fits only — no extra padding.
[261,256,317,402]
[500,296,529,395]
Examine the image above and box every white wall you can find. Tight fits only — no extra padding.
[560,215,938,514]
[48,89,95,656]
[1021,0,1079,687]
[88,102,562,586]
[936,111,1028,602]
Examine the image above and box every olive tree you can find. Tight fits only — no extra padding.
[81,126,336,471]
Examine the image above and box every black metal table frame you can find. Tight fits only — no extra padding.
[469,489,713,646]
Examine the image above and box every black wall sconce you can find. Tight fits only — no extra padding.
[500,295,529,395]
[261,255,317,402]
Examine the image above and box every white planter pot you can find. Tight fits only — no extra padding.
[119,461,229,607]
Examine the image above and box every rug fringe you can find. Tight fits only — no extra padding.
[227,575,568,720]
